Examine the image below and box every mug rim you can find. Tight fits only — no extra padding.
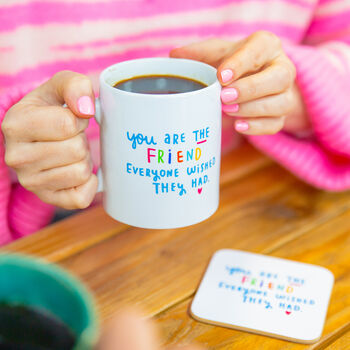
[0,253,99,349]
[99,57,221,98]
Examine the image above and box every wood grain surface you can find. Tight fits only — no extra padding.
[324,330,350,350]
[4,143,350,349]
[155,210,350,349]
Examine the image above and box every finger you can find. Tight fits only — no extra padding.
[98,309,159,350]
[234,116,285,135]
[37,174,98,209]
[169,38,234,67]
[39,155,93,191]
[3,103,89,142]
[220,57,295,104]
[217,31,282,85]
[27,70,95,118]
[5,133,89,170]
[222,89,294,118]
[18,155,93,191]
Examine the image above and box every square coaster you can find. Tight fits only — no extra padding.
[191,249,334,343]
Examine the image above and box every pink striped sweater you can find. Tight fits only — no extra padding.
[1,0,350,245]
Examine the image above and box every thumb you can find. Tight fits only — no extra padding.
[169,38,233,68]
[38,70,96,119]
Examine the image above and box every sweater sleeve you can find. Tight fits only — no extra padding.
[248,0,350,191]
[0,94,13,244]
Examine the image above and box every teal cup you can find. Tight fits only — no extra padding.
[0,253,99,349]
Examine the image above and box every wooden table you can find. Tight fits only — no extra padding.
[4,142,350,349]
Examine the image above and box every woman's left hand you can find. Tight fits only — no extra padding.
[170,31,309,135]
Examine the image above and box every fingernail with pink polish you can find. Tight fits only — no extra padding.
[235,121,249,132]
[78,96,95,115]
[221,88,238,103]
[222,103,239,114]
[220,69,233,83]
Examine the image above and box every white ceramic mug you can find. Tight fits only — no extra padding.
[95,58,221,229]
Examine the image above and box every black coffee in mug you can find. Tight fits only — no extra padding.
[0,303,76,350]
[113,74,207,94]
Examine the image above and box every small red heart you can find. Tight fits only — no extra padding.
[198,188,202,194]
[285,311,291,315]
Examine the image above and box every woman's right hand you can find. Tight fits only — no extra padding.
[1,71,98,209]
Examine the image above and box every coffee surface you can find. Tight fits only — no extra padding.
[113,74,207,94]
[0,304,76,350]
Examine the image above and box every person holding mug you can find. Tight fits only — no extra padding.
[0,1,350,241]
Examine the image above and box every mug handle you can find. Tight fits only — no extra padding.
[94,98,103,193]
